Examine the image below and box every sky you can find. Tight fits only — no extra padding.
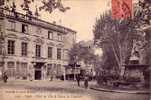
[47,0,111,42]
[6,0,137,56]
[11,0,110,42]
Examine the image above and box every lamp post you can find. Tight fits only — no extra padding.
[63,65,66,81]
[73,56,78,81]
[73,62,76,81]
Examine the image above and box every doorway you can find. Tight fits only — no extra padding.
[35,70,41,80]
[34,63,44,80]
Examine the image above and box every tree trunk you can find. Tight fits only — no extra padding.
[111,43,121,72]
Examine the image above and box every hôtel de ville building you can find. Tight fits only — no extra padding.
[0,8,76,80]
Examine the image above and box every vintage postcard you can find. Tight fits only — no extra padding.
[0,0,150,100]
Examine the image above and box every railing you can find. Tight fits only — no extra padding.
[0,7,32,20]
[0,7,75,34]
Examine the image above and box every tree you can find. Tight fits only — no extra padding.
[68,42,97,67]
[1,0,70,16]
[93,11,139,75]
[39,0,70,13]
[137,0,151,86]
[138,0,151,63]
[68,41,98,80]
[93,0,151,77]
[132,1,151,67]
[137,0,151,25]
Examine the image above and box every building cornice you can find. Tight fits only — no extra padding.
[0,8,77,34]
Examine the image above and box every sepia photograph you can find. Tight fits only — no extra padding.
[0,0,150,100]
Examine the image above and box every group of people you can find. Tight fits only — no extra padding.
[1,72,90,89]
[1,72,8,83]
[76,75,89,89]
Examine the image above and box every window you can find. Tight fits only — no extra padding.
[57,33,62,41]
[21,42,28,56]
[48,47,53,58]
[20,62,28,77]
[0,25,3,36]
[7,62,15,77]
[0,46,4,55]
[56,64,62,75]
[64,50,69,60]
[0,48,2,55]
[10,21,16,30]
[22,24,28,33]
[36,45,41,57]
[16,62,20,76]
[57,48,61,60]
[36,27,42,34]
[48,31,53,39]
[8,40,15,55]
[47,64,53,76]
[0,30,3,36]
[8,21,16,31]
[0,62,3,67]
[0,25,2,32]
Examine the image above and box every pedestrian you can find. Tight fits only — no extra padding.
[50,75,53,81]
[28,73,32,81]
[84,75,89,89]
[3,72,8,83]
[76,75,81,86]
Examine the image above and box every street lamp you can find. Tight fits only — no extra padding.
[73,62,76,81]
[63,65,66,81]
[73,56,78,81]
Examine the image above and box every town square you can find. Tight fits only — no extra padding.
[0,0,150,100]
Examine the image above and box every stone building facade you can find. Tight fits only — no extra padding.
[0,8,76,80]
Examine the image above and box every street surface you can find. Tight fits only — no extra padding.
[0,80,149,100]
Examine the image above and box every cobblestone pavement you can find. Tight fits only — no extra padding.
[0,80,149,100]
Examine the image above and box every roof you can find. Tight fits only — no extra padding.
[0,7,76,34]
